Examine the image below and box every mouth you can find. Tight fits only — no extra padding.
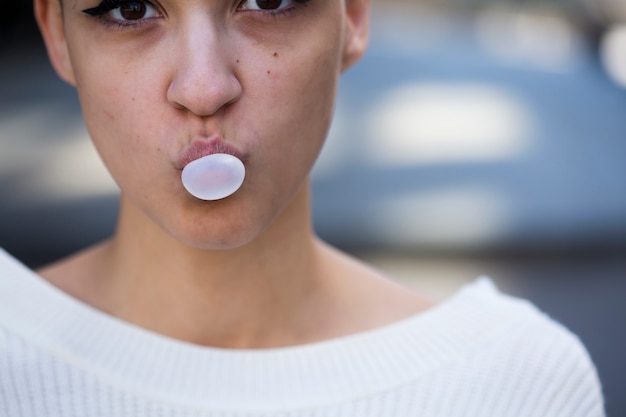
[175,137,246,170]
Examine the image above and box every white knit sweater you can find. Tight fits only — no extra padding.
[0,249,604,417]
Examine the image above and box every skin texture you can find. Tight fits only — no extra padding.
[42,0,360,250]
[34,0,433,349]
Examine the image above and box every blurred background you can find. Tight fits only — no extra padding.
[1,0,625,415]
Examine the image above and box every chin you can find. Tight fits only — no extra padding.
[178,228,260,251]
[166,200,272,251]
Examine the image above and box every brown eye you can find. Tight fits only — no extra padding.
[82,0,161,24]
[255,0,283,10]
[237,0,297,13]
[119,1,147,20]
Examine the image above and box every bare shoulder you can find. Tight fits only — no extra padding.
[35,241,112,305]
[315,240,437,330]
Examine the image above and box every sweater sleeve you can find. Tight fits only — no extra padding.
[547,329,604,417]
[509,315,605,417]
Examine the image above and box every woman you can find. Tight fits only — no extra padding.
[0,0,604,415]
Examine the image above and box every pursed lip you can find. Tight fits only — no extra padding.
[175,137,246,170]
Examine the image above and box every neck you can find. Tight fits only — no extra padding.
[38,183,432,349]
[96,183,334,348]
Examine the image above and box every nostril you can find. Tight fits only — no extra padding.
[166,67,243,118]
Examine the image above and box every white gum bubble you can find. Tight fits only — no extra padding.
[181,153,245,201]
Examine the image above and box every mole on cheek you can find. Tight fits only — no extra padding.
[273,52,278,58]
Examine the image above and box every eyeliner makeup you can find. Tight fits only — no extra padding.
[83,0,125,16]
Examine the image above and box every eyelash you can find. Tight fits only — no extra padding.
[82,0,311,29]
[241,0,311,19]
[82,0,160,29]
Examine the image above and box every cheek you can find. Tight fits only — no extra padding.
[81,86,154,184]
[73,56,168,188]
[252,44,341,162]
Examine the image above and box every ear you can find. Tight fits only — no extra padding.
[341,0,370,72]
[34,0,76,86]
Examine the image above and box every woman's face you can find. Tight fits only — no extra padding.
[37,0,368,248]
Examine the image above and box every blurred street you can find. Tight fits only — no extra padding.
[1,2,625,415]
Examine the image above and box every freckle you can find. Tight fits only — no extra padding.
[273,52,278,57]
[236,59,240,63]
[267,70,271,74]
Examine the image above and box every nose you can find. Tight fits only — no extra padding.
[167,17,242,117]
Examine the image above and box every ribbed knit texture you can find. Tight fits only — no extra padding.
[0,248,604,416]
